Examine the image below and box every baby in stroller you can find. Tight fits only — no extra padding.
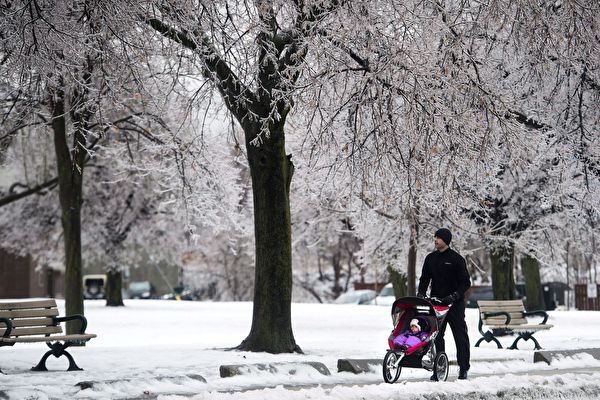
[392,318,429,351]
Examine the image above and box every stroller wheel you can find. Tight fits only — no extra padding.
[383,351,402,383]
[434,351,449,382]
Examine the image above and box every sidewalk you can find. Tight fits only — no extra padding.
[3,358,600,399]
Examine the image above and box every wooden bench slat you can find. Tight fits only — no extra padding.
[480,309,525,316]
[9,318,56,328]
[0,326,62,337]
[481,313,526,320]
[479,304,524,310]
[0,309,59,319]
[510,324,553,331]
[486,324,554,330]
[477,300,524,307]
[484,325,553,331]
[0,333,96,343]
[479,304,524,311]
[480,310,525,316]
[0,300,57,310]
[484,317,528,325]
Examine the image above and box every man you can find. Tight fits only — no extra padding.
[417,228,471,380]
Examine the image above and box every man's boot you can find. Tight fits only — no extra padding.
[458,369,468,380]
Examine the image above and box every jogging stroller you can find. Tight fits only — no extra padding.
[382,296,451,383]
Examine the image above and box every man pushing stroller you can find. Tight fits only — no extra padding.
[417,228,471,380]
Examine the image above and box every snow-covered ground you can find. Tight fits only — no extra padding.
[2,299,600,399]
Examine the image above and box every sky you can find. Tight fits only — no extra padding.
[2,299,600,399]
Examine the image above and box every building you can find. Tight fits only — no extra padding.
[0,248,64,298]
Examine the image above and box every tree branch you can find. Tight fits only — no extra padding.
[144,16,255,123]
[0,178,59,207]
[358,192,398,220]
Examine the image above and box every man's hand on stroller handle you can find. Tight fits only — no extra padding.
[419,293,457,306]
[441,292,459,305]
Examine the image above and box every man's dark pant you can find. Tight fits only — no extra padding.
[435,302,470,372]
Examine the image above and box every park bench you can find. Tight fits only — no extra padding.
[0,299,96,373]
[475,299,553,350]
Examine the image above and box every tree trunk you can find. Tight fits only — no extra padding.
[565,241,570,309]
[50,87,85,334]
[105,269,124,307]
[522,254,545,311]
[407,219,419,296]
[332,250,342,298]
[237,123,300,353]
[490,244,516,300]
[387,266,407,298]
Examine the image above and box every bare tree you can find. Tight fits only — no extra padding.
[0,0,174,328]
[141,0,363,353]
[293,0,600,303]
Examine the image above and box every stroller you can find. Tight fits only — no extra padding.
[382,296,451,383]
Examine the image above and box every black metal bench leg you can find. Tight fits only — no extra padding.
[31,342,83,372]
[530,336,542,350]
[64,350,83,371]
[475,331,503,349]
[509,333,542,350]
[31,350,51,371]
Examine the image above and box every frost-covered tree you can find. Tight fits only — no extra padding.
[292,0,599,305]
[0,97,244,305]
[141,0,531,351]
[0,0,194,324]
[137,0,600,350]
[286,0,521,300]
[4,0,597,345]
[464,0,600,300]
[290,192,364,301]
[142,0,366,353]
[1,1,128,330]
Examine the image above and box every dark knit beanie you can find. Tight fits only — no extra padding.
[435,228,452,246]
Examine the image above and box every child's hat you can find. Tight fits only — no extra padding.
[410,319,421,330]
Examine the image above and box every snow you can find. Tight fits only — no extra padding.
[2,299,600,399]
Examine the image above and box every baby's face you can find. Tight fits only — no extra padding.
[410,325,419,332]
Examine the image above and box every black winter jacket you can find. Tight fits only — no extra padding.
[417,248,471,303]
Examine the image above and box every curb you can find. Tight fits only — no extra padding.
[534,348,600,364]
[75,374,206,390]
[219,361,331,378]
[337,358,381,373]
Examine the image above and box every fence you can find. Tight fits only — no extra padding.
[575,284,600,311]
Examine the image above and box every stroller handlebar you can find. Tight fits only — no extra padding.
[426,296,452,307]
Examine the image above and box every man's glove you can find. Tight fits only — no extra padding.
[441,292,459,305]
[416,293,426,299]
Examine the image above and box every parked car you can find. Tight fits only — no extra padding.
[161,287,198,301]
[372,283,396,306]
[465,285,494,308]
[128,281,155,299]
[466,284,533,308]
[333,289,377,305]
[83,274,106,299]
